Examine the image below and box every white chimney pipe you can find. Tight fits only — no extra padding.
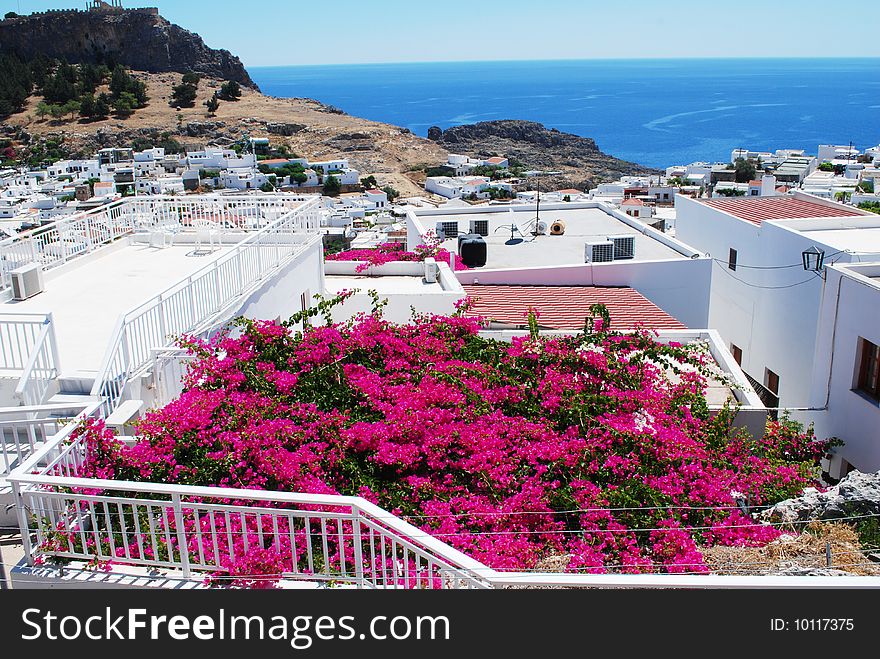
[761,174,777,197]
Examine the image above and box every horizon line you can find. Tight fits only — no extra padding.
[246,55,880,69]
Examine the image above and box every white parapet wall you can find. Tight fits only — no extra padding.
[324,260,466,324]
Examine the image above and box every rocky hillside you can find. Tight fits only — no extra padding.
[429,120,659,189]
[1,71,447,197]
[0,13,659,196]
[0,8,256,89]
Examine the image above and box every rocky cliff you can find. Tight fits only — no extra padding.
[429,120,658,189]
[0,9,257,89]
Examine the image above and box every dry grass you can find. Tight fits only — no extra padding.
[4,71,449,197]
[702,522,880,576]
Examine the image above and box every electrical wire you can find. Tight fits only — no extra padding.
[3,512,879,539]
[714,262,823,290]
[709,249,849,271]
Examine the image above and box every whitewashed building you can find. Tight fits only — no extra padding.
[675,192,880,474]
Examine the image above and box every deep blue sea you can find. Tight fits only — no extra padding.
[251,58,880,169]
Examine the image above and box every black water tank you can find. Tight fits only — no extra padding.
[459,235,487,268]
[458,232,480,252]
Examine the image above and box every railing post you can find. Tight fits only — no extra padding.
[352,507,364,588]
[235,249,244,294]
[172,493,191,579]
[46,313,60,377]
[187,277,197,326]
[158,298,168,344]
[214,262,222,307]
[12,481,35,567]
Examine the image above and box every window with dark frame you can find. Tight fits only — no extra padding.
[731,344,743,366]
[857,338,880,401]
[765,369,780,396]
[728,248,737,271]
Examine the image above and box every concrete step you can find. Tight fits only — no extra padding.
[46,393,104,407]
[55,371,98,396]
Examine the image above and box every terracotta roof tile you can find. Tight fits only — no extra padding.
[696,196,862,225]
[462,285,685,330]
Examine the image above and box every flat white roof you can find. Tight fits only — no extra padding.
[326,275,444,295]
[423,206,687,270]
[3,241,233,376]
[799,226,880,254]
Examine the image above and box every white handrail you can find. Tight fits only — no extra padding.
[89,197,321,413]
[0,313,54,369]
[14,314,59,406]
[0,401,97,483]
[0,194,319,293]
[7,423,880,590]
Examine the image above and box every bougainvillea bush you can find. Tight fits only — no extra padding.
[69,303,832,585]
[325,232,469,271]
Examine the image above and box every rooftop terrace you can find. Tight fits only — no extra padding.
[419,205,691,270]
[3,241,233,376]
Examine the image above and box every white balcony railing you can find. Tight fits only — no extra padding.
[7,419,880,590]
[9,423,490,589]
[0,402,98,489]
[0,313,52,372]
[90,198,322,414]
[0,201,132,291]
[150,347,197,408]
[14,314,60,407]
[0,194,319,295]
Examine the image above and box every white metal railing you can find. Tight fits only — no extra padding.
[0,194,320,295]
[0,402,97,487]
[14,313,60,406]
[9,424,489,589]
[122,194,312,230]
[7,421,880,589]
[0,201,132,291]
[0,313,51,372]
[151,347,197,408]
[90,198,322,414]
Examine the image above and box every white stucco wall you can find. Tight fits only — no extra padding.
[674,195,878,409]
[804,264,880,473]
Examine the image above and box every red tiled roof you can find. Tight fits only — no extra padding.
[696,196,862,225]
[486,157,506,163]
[557,188,582,194]
[621,198,644,206]
[261,159,290,165]
[462,285,685,330]
[748,180,763,186]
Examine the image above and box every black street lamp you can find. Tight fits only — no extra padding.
[802,246,825,272]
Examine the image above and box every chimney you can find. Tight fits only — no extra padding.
[761,174,777,197]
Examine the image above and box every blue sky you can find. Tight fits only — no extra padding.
[4,1,880,66]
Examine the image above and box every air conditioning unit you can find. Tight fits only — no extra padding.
[469,219,489,236]
[607,234,636,260]
[585,240,614,263]
[424,258,439,284]
[11,263,45,300]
